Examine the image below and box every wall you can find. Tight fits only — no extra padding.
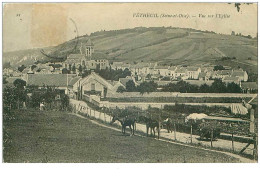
[107,92,256,98]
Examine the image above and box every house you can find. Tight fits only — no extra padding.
[129,63,154,76]
[198,72,209,81]
[175,67,187,79]
[186,67,201,79]
[231,70,248,82]
[67,77,82,99]
[241,82,258,93]
[223,76,240,84]
[169,66,177,79]
[3,68,14,76]
[26,74,77,94]
[153,66,170,76]
[212,70,232,80]
[79,72,123,98]
[66,54,86,65]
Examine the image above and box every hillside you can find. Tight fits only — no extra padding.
[3,27,258,73]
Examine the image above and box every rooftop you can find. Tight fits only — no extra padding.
[231,71,246,77]
[241,82,258,90]
[27,74,76,87]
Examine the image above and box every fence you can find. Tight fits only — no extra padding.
[70,100,121,126]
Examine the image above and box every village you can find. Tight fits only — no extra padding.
[3,38,257,98]
[2,1,259,166]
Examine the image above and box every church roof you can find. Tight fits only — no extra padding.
[67,54,85,59]
[86,38,94,46]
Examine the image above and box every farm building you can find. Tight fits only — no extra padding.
[68,72,124,100]
[26,74,77,94]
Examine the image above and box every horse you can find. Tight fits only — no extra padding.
[139,116,160,137]
[198,125,221,140]
[162,118,174,133]
[111,115,136,136]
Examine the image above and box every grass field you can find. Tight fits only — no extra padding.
[3,109,240,163]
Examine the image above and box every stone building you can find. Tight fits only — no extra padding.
[65,38,109,71]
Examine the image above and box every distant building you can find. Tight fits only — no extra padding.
[153,66,170,77]
[223,76,240,84]
[231,70,248,82]
[186,67,201,79]
[65,38,109,71]
[26,74,77,94]
[77,72,123,98]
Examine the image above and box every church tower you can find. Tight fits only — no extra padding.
[85,38,94,60]
[79,38,94,60]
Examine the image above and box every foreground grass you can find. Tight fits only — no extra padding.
[3,109,240,163]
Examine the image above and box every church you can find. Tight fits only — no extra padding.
[65,38,109,70]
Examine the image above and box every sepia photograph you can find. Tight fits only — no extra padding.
[1,2,258,164]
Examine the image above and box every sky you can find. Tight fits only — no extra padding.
[3,3,258,52]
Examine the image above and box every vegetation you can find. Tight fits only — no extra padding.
[18,65,26,72]
[116,86,126,93]
[213,65,225,71]
[3,109,239,162]
[3,81,70,114]
[161,79,242,93]
[136,81,158,94]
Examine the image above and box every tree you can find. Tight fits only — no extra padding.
[199,84,210,93]
[72,64,76,74]
[42,86,58,109]
[82,69,91,78]
[117,86,126,93]
[3,86,16,111]
[31,65,37,70]
[3,77,8,84]
[78,64,83,73]
[137,81,158,94]
[126,80,136,92]
[69,64,72,71]
[31,91,43,109]
[18,65,26,72]
[60,94,70,111]
[62,68,70,74]
[122,68,131,77]
[13,79,26,89]
[227,82,242,93]
[213,65,225,71]
[210,79,227,93]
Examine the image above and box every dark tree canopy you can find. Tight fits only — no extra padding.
[18,65,26,72]
[13,79,26,89]
[126,80,136,92]
[213,65,225,71]
[137,81,158,94]
[117,86,126,93]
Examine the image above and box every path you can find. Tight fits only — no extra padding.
[70,99,256,163]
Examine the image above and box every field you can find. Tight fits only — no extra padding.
[3,109,240,163]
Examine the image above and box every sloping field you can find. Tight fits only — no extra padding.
[3,27,257,72]
[3,109,239,163]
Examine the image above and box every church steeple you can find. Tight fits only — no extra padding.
[85,38,94,59]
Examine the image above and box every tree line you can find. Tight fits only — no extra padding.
[117,79,243,94]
